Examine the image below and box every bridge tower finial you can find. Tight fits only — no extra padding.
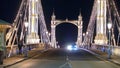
[52,8,56,20]
[65,18,68,22]
[78,9,82,20]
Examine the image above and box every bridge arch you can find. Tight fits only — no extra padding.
[56,22,78,47]
[51,12,83,48]
[54,19,79,27]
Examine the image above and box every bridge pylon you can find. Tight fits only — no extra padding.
[94,0,108,45]
[26,0,40,44]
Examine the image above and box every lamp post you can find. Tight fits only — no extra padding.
[24,21,28,57]
[45,31,50,49]
[86,32,89,48]
[83,33,85,40]
[82,33,85,46]
[56,41,58,48]
[24,21,29,44]
[46,31,48,35]
[48,32,51,47]
[107,23,112,59]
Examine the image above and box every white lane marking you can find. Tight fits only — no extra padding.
[59,56,72,68]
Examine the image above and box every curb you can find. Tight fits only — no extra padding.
[82,48,120,66]
[81,48,106,61]
[3,58,28,68]
[3,49,47,68]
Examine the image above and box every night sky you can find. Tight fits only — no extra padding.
[0,0,120,46]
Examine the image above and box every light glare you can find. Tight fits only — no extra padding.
[67,45,72,50]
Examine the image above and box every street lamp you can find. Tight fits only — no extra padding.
[56,41,58,48]
[82,33,85,45]
[83,33,85,40]
[46,31,48,35]
[86,31,88,35]
[45,31,51,49]
[48,32,51,37]
[24,21,28,57]
[107,23,112,59]
[24,22,29,31]
[86,31,89,47]
[24,21,28,44]
[48,32,51,47]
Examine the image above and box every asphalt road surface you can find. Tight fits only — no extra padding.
[6,48,120,68]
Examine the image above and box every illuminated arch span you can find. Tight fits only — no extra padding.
[51,12,83,48]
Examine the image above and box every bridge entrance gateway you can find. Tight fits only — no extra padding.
[51,12,83,48]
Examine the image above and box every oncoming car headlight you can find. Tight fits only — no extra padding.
[66,45,78,50]
[67,45,72,50]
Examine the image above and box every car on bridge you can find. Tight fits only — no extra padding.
[66,44,78,50]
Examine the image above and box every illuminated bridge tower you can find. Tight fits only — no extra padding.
[76,12,83,46]
[94,0,108,45]
[27,0,40,44]
[51,12,56,48]
[51,11,83,48]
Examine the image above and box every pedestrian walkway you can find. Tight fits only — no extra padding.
[88,48,120,66]
[0,48,45,68]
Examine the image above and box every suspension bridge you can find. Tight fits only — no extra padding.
[0,0,120,67]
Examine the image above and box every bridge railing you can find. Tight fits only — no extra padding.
[90,44,120,57]
[6,43,45,57]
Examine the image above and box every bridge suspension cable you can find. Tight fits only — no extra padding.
[6,0,50,57]
[83,0,97,46]
[6,0,29,57]
[83,0,120,47]
[107,0,120,46]
[37,0,50,45]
